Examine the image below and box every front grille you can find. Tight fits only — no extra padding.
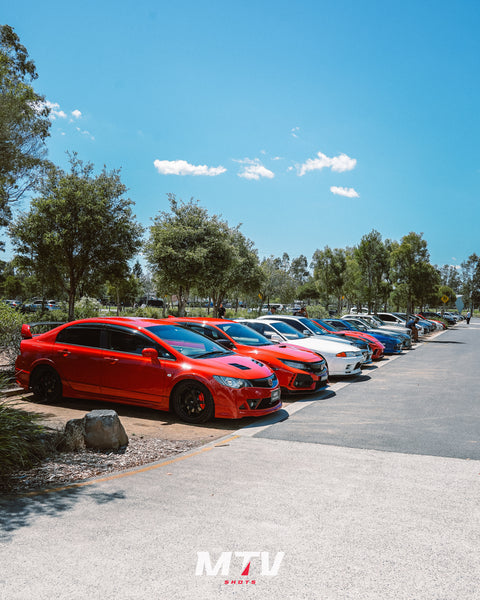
[256,396,281,410]
[293,374,314,388]
[249,374,278,388]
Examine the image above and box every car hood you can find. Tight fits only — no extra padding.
[193,354,274,379]
[277,337,362,357]
[235,343,322,363]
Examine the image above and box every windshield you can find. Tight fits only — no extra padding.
[294,317,327,335]
[312,318,336,332]
[146,325,229,358]
[216,322,273,346]
[345,319,368,331]
[270,321,304,340]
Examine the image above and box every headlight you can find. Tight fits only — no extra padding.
[336,351,358,357]
[213,375,251,388]
[280,359,310,370]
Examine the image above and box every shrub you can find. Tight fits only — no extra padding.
[0,303,23,367]
[74,297,101,319]
[0,386,55,476]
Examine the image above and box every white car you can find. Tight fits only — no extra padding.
[343,314,417,340]
[242,317,364,377]
[374,312,425,336]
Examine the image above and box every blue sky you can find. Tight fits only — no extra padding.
[3,0,480,269]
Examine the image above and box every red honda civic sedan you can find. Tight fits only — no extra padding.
[15,317,282,423]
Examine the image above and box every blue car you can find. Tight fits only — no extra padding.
[325,319,403,355]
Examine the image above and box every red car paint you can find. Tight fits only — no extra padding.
[15,318,282,422]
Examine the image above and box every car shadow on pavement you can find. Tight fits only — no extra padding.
[423,340,466,344]
[0,488,126,540]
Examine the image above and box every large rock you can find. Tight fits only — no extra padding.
[84,409,128,451]
[62,410,128,452]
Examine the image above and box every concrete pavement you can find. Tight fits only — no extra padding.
[1,321,479,599]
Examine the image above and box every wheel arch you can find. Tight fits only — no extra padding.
[168,376,214,412]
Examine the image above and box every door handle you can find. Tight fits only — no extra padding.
[58,350,70,357]
[104,356,119,364]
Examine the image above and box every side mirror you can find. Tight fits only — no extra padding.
[270,333,283,343]
[302,329,312,337]
[142,347,159,359]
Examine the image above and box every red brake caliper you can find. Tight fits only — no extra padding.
[198,392,205,410]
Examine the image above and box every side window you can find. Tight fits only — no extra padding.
[250,323,267,335]
[284,319,303,333]
[186,324,228,342]
[107,328,174,359]
[56,325,102,348]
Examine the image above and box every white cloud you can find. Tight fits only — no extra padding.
[76,127,95,141]
[291,126,300,138]
[71,109,82,119]
[330,186,359,198]
[298,151,357,176]
[153,159,226,176]
[235,158,275,180]
[44,101,67,120]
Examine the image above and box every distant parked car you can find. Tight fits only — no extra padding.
[329,318,404,354]
[419,311,454,326]
[238,317,365,376]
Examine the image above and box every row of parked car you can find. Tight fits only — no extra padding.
[15,310,449,424]
[3,299,60,313]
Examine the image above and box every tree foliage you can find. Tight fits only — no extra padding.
[354,229,390,313]
[9,155,143,319]
[0,24,51,236]
[146,195,261,316]
[311,246,347,312]
[390,232,431,313]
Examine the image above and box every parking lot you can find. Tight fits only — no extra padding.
[1,321,479,600]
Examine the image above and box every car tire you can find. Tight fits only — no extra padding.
[31,367,63,404]
[172,381,214,424]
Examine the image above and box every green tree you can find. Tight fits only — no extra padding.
[390,232,431,313]
[354,229,390,313]
[439,264,462,292]
[436,284,456,309]
[461,253,480,312]
[258,255,296,312]
[311,246,347,313]
[0,25,51,238]
[215,228,263,313]
[9,155,143,320]
[146,195,237,317]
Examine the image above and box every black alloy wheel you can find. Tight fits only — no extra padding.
[172,381,214,424]
[31,367,63,404]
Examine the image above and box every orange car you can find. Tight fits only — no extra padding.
[171,317,328,395]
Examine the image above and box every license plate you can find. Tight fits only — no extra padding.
[271,389,281,401]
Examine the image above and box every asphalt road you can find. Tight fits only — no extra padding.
[1,321,479,600]
[256,323,480,459]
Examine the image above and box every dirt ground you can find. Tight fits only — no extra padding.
[10,392,264,443]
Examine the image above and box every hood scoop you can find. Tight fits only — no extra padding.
[228,362,251,370]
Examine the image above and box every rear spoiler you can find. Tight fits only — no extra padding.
[21,322,65,339]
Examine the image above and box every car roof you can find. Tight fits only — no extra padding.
[58,317,175,329]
